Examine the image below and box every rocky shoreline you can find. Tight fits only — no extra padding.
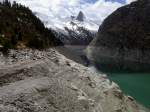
[0,48,149,112]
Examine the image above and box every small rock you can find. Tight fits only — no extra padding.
[66,61,71,66]
[127,96,134,101]
[88,82,96,88]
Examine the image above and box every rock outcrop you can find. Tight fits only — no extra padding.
[0,48,149,112]
[87,0,150,72]
[76,11,85,22]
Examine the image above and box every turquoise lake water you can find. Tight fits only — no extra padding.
[107,73,150,108]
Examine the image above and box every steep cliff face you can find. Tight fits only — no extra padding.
[76,11,85,22]
[0,48,149,112]
[87,0,150,72]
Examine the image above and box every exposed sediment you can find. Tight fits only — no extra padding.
[0,48,149,112]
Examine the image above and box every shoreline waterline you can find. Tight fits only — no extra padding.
[62,45,150,108]
[107,72,150,108]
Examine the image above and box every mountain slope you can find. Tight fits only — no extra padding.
[0,1,63,51]
[87,0,150,72]
[53,11,97,45]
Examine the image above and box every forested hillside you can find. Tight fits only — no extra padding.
[0,0,63,51]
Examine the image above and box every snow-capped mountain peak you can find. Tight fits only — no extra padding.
[52,11,97,45]
[64,11,99,32]
[8,0,125,32]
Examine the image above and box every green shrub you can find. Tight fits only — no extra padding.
[3,39,13,50]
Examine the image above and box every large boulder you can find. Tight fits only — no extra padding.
[87,0,150,72]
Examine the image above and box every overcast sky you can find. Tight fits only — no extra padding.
[2,0,137,30]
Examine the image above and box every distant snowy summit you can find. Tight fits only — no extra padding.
[66,11,98,31]
[52,11,97,45]
[7,0,127,45]
[34,10,99,31]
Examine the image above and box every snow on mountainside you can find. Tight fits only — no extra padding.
[32,4,99,45]
[66,11,99,31]
[52,11,97,45]
[25,2,100,32]
[7,0,124,45]
[34,10,99,32]
[8,0,123,31]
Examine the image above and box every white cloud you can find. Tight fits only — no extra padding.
[126,0,137,4]
[8,0,132,30]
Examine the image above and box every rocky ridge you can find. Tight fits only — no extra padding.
[0,48,149,112]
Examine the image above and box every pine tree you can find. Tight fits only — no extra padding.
[3,0,11,7]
